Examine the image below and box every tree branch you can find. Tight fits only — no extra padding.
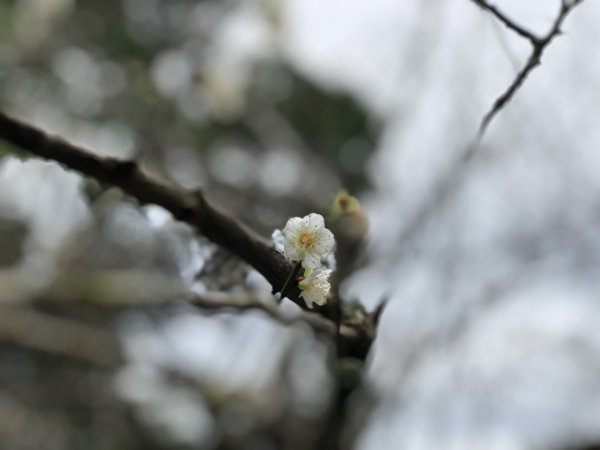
[0,111,303,304]
[471,0,539,44]
[471,0,585,141]
[393,0,586,251]
[0,306,121,366]
[187,291,336,336]
[0,111,376,359]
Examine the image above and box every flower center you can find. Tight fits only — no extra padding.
[297,232,315,248]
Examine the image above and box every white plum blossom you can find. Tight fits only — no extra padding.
[271,228,285,253]
[299,268,332,309]
[283,213,335,268]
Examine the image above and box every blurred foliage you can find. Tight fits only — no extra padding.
[1,0,377,225]
[0,218,27,266]
[0,0,377,449]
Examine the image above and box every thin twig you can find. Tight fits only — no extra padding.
[394,0,585,252]
[0,306,121,366]
[471,0,539,44]
[187,291,336,336]
[471,0,585,142]
[394,0,587,249]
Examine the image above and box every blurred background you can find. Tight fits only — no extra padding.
[0,0,599,449]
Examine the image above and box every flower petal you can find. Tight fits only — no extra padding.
[305,213,325,231]
[283,217,304,236]
[302,251,322,269]
[315,228,335,253]
[312,294,326,306]
[299,291,314,309]
[284,240,302,261]
[298,268,330,308]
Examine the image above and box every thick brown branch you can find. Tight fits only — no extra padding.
[472,0,584,141]
[0,110,377,360]
[0,111,301,305]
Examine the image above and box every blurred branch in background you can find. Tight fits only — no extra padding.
[469,0,585,143]
[391,0,586,261]
[0,306,121,367]
[188,290,336,336]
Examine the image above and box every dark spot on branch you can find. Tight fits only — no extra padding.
[110,160,137,180]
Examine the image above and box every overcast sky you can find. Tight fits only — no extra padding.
[279,0,600,448]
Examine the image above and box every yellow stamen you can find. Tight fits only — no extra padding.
[297,232,315,248]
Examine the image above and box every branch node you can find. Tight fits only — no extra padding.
[472,0,585,141]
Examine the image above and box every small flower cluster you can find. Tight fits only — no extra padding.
[280,213,335,308]
[298,268,332,309]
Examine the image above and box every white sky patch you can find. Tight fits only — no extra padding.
[0,157,91,252]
